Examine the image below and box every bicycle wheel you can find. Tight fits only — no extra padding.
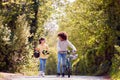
[68,67,71,78]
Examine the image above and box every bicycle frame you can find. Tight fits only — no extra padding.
[65,50,78,78]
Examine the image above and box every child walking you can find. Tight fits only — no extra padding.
[35,37,49,77]
[57,31,77,77]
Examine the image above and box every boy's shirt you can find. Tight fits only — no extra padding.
[57,40,76,52]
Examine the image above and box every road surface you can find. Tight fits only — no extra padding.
[9,75,110,80]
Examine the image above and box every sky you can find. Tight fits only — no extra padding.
[68,0,75,3]
[44,0,76,34]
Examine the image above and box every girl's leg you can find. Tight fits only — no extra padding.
[41,59,46,77]
[43,59,46,73]
[61,54,66,74]
[40,59,43,71]
[57,53,61,74]
[39,59,43,76]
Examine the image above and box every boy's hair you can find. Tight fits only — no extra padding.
[39,37,45,44]
[58,31,68,40]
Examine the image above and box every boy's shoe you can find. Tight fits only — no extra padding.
[62,73,65,77]
[57,73,60,77]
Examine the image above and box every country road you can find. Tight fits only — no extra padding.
[8,75,110,80]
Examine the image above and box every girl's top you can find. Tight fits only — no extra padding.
[36,44,49,59]
[57,40,77,52]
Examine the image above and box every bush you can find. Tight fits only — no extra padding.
[46,48,57,75]
[0,21,11,71]
[110,45,120,79]
[0,15,38,74]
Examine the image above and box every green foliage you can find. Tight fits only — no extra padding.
[1,0,53,41]
[34,0,53,40]
[46,53,57,75]
[0,0,53,73]
[110,45,120,79]
[106,0,120,79]
[0,0,120,77]
[58,0,119,76]
[10,14,31,72]
[0,16,11,71]
[0,14,32,72]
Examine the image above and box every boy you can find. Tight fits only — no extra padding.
[57,31,77,77]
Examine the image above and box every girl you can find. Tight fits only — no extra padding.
[35,37,49,77]
[57,31,77,77]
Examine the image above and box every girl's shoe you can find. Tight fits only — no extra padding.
[41,72,45,77]
[38,71,42,76]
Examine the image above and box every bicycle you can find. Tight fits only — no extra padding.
[65,50,78,78]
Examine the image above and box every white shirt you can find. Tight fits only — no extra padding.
[57,40,77,51]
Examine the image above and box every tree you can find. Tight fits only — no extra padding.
[0,0,53,73]
[0,16,11,71]
[58,0,120,75]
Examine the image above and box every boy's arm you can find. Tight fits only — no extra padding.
[57,40,61,51]
[67,40,77,51]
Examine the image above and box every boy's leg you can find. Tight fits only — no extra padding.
[61,54,66,76]
[57,53,61,74]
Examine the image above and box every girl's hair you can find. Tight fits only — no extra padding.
[58,31,68,40]
[39,37,45,44]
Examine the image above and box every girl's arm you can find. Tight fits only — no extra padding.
[35,48,38,51]
[35,45,40,51]
[67,40,77,51]
[46,44,49,51]
[46,44,50,54]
